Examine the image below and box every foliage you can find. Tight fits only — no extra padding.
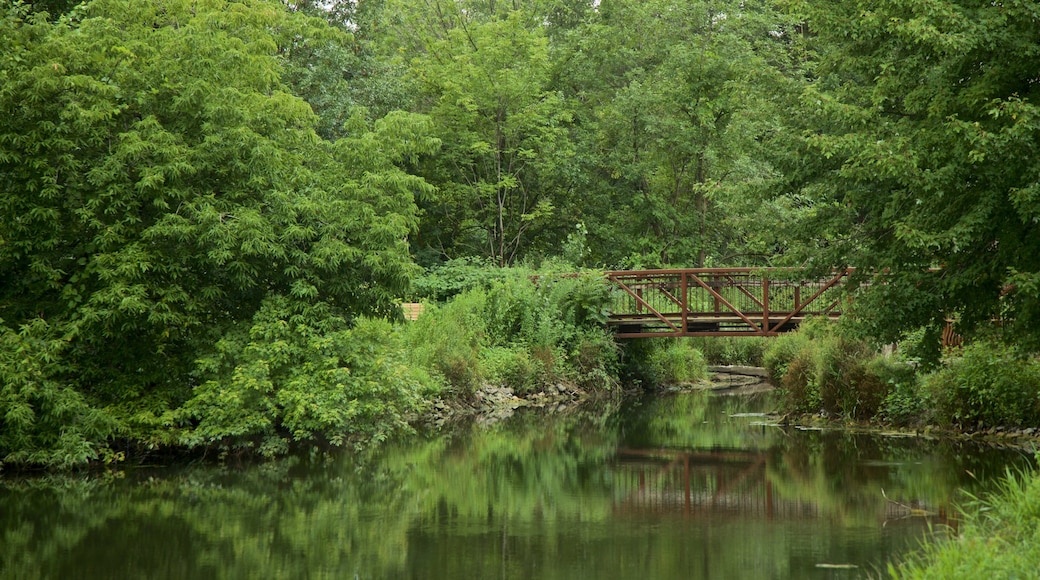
[480,346,548,395]
[645,340,709,386]
[763,329,813,385]
[891,462,1040,580]
[921,340,1040,428]
[783,0,1040,350]
[0,318,118,467]
[182,298,435,455]
[403,290,487,396]
[873,356,926,426]
[388,3,575,265]
[688,336,768,366]
[0,0,436,466]
[409,256,508,301]
[402,267,618,395]
[552,0,806,267]
[764,320,888,418]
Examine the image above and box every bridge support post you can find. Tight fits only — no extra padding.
[681,272,688,335]
[762,276,770,333]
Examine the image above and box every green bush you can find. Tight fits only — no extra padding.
[481,346,547,395]
[567,330,620,389]
[765,321,889,419]
[688,337,768,366]
[872,357,925,426]
[763,330,813,384]
[646,340,708,386]
[0,319,119,468]
[410,257,507,301]
[403,290,487,396]
[183,297,436,456]
[816,337,887,420]
[922,340,1040,428]
[779,346,821,413]
[406,267,620,396]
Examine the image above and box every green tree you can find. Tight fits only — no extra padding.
[553,0,806,267]
[782,0,1040,348]
[0,0,437,466]
[384,1,576,265]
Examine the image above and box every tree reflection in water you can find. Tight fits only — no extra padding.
[0,392,1032,579]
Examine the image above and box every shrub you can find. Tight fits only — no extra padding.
[184,298,435,455]
[766,321,889,419]
[779,346,820,413]
[763,331,813,384]
[688,337,768,366]
[816,337,887,420]
[481,346,547,395]
[646,340,708,386]
[410,257,507,301]
[567,330,620,389]
[402,290,487,396]
[923,340,1040,428]
[0,319,119,468]
[873,357,925,426]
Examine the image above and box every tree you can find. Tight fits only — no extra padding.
[552,0,806,268]
[0,0,437,465]
[383,1,576,266]
[782,0,1040,349]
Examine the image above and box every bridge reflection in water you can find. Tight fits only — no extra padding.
[611,447,954,526]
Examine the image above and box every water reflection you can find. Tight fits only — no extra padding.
[0,391,1033,579]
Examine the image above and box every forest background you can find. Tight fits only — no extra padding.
[2,0,1040,470]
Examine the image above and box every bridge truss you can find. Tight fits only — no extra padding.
[606,268,854,338]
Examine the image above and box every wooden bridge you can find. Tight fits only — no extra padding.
[606,268,854,338]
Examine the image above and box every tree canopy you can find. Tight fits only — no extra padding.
[779,0,1040,350]
[4,0,1040,466]
[0,0,436,465]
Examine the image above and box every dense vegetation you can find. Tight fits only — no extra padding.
[3,0,1040,489]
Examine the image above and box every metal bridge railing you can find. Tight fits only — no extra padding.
[606,268,854,338]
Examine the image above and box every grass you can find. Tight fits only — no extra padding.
[888,460,1040,579]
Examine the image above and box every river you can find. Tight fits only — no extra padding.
[0,389,1033,579]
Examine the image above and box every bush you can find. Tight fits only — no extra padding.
[567,330,620,389]
[873,357,925,426]
[763,330,813,384]
[403,290,487,396]
[646,340,708,386]
[481,346,547,395]
[0,319,119,468]
[410,257,507,301]
[922,340,1040,428]
[765,321,889,419]
[817,337,887,420]
[406,267,620,396]
[688,337,768,366]
[780,347,821,413]
[184,298,436,455]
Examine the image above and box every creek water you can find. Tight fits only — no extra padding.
[1,389,1034,579]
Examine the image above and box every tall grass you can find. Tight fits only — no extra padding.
[889,462,1040,579]
[763,319,888,419]
[645,340,708,386]
[687,336,768,366]
[402,266,620,396]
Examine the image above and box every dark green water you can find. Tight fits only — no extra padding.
[1,390,1033,579]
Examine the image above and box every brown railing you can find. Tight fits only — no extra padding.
[606,268,854,338]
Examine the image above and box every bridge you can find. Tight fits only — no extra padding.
[606,268,854,338]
